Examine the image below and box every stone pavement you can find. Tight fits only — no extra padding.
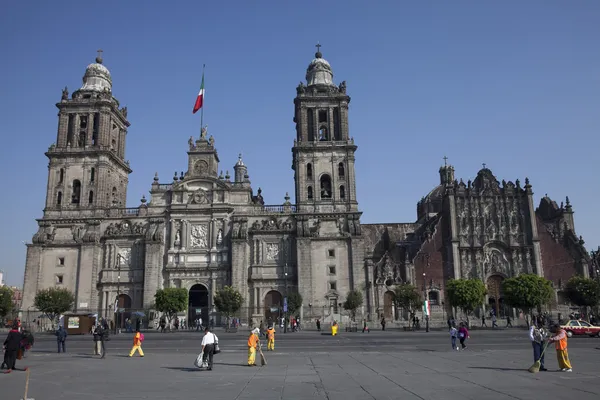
[2,329,600,399]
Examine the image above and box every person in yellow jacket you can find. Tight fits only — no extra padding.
[128,329,144,357]
[266,325,275,351]
[331,320,339,336]
[247,328,260,366]
[548,323,572,372]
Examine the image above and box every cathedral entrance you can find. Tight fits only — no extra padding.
[486,275,506,317]
[383,291,395,320]
[264,290,283,325]
[116,294,132,329]
[188,284,209,326]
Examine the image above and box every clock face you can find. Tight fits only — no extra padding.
[194,160,208,176]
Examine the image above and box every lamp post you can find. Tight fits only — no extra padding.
[114,260,121,335]
[284,263,288,334]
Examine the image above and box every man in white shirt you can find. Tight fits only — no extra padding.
[529,323,547,371]
[200,327,218,370]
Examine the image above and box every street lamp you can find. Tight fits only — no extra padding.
[284,263,288,334]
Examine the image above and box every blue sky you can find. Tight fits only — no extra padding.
[1,1,599,286]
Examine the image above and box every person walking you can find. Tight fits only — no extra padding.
[450,324,459,351]
[491,315,498,328]
[506,315,513,328]
[247,328,260,366]
[56,325,67,353]
[316,318,321,332]
[529,322,547,372]
[481,315,487,327]
[458,323,470,350]
[548,323,572,372]
[128,329,144,357]
[362,319,369,333]
[266,325,275,351]
[381,317,386,331]
[92,324,102,355]
[2,323,24,373]
[200,327,218,370]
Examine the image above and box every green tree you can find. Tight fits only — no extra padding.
[286,292,303,316]
[393,284,422,327]
[343,290,364,321]
[214,286,244,328]
[502,274,554,326]
[0,286,14,320]
[565,276,600,311]
[446,279,486,326]
[34,287,75,328]
[154,288,188,326]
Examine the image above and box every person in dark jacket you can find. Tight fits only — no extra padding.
[56,325,67,353]
[3,324,23,373]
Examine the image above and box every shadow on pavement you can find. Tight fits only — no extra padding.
[162,367,199,372]
[468,366,526,372]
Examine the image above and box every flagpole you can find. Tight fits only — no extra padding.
[200,64,205,138]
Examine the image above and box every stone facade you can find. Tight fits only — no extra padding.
[21,48,594,326]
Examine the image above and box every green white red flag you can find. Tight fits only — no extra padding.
[192,72,205,114]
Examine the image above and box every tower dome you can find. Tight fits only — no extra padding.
[80,50,112,92]
[306,44,334,87]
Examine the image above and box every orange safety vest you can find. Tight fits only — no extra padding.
[554,329,567,350]
[267,328,275,340]
[247,333,258,348]
[133,332,141,346]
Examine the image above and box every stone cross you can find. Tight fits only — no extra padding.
[316,43,321,52]
[482,163,487,169]
[443,156,448,166]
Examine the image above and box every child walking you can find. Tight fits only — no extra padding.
[450,325,458,350]
[458,323,470,350]
[128,329,144,357]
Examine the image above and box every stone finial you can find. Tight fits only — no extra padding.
[173,171,178,181]
[153,172,159,182]
[565,196,571,206]
[96,49,103,64]
[140,195,147,204]
[225,170,230,181]
[219,170,224,180]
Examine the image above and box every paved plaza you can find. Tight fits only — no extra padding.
[2,328,600,399]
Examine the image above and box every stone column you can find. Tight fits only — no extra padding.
[87,112,94,145]
[57,113,69,147]
[211,218,218,249]
[181,220,188,250]
[169,220,175,250]
[210,274,216,311]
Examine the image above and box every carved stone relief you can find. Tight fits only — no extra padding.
[265,243,280,261]
[483,246,509,277]
[118,248,131,266]
[216,229,223,246]
[190,224,208,248]
[189,189,210,205]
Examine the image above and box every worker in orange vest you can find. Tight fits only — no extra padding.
[247,328,260,366]
[548,323,572,372]
[128,329,144,357]
[266,325,275,351]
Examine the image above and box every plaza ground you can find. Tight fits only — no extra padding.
[2,328,600,399]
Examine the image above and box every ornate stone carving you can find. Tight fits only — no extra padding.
[189,189,210,205]
[190,224,208,248]
[33,224,56,244]
[193,160,209,176]
[216,229,223,246]
[525,249,532,273]
[265,243,280,261]
[118,248,131,266]
[483,246,509,277]
[72,225,86,244]
[105,221,146,237]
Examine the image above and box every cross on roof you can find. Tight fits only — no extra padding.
[316,43,321,52]
[443,156,448,167]
[482,163,487,169]
[97,49,103,58]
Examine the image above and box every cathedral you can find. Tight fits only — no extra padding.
[21,48,592,326]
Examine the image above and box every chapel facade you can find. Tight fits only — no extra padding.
[21,48,592,326]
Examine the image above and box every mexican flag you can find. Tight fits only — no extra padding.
[192,73,205,114]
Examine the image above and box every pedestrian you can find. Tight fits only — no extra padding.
[247,328,260,366]
[201,327,218,370]
[529,322,547,372]
[447,317,452,331]
[548,323,572,372]
[316,318,321,332]
[128,329,144,357]
[491,315,498,328]
[506,315,513,328]
[450,324,458,350]
[458,322,470,350]
[2,323,24,373]
[362,319,369,333]
[266,325,275,351]
[56,325,67,353]
[259,320,265,337]
[381,316,386,331]
[92,325,102,355]
[98,323,107,359]
[481,315,487,327]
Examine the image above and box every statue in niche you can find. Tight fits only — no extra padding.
[216,229,223,246]
[174,229,181,247]
[526,250,532,272]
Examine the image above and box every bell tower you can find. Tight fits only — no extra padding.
[292,45,358,213]
[45,50,132,216]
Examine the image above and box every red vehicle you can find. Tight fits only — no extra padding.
[560,320,600,337]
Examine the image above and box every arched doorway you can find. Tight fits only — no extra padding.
[383,291,395,320]
[486,275,506,317]
[264,290,283,325]
[189,284,209,327]
[117,294,132,328]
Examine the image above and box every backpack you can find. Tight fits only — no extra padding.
[139,333,145,342]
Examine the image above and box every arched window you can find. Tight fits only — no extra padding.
[319,126,328,141]
[88,191,94,204]
[338,162,345,177]
[320,174,332,199]
[57,191,62,206]
[307,186,313,200]
[428,291,439,305]
[59,168,64,184]
[306,163,313,179]
[339,185,346,199]
[90,168,95,182]
[71,180,81,204]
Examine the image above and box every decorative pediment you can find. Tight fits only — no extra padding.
[104,220,147,237]
[375,251,402,285]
